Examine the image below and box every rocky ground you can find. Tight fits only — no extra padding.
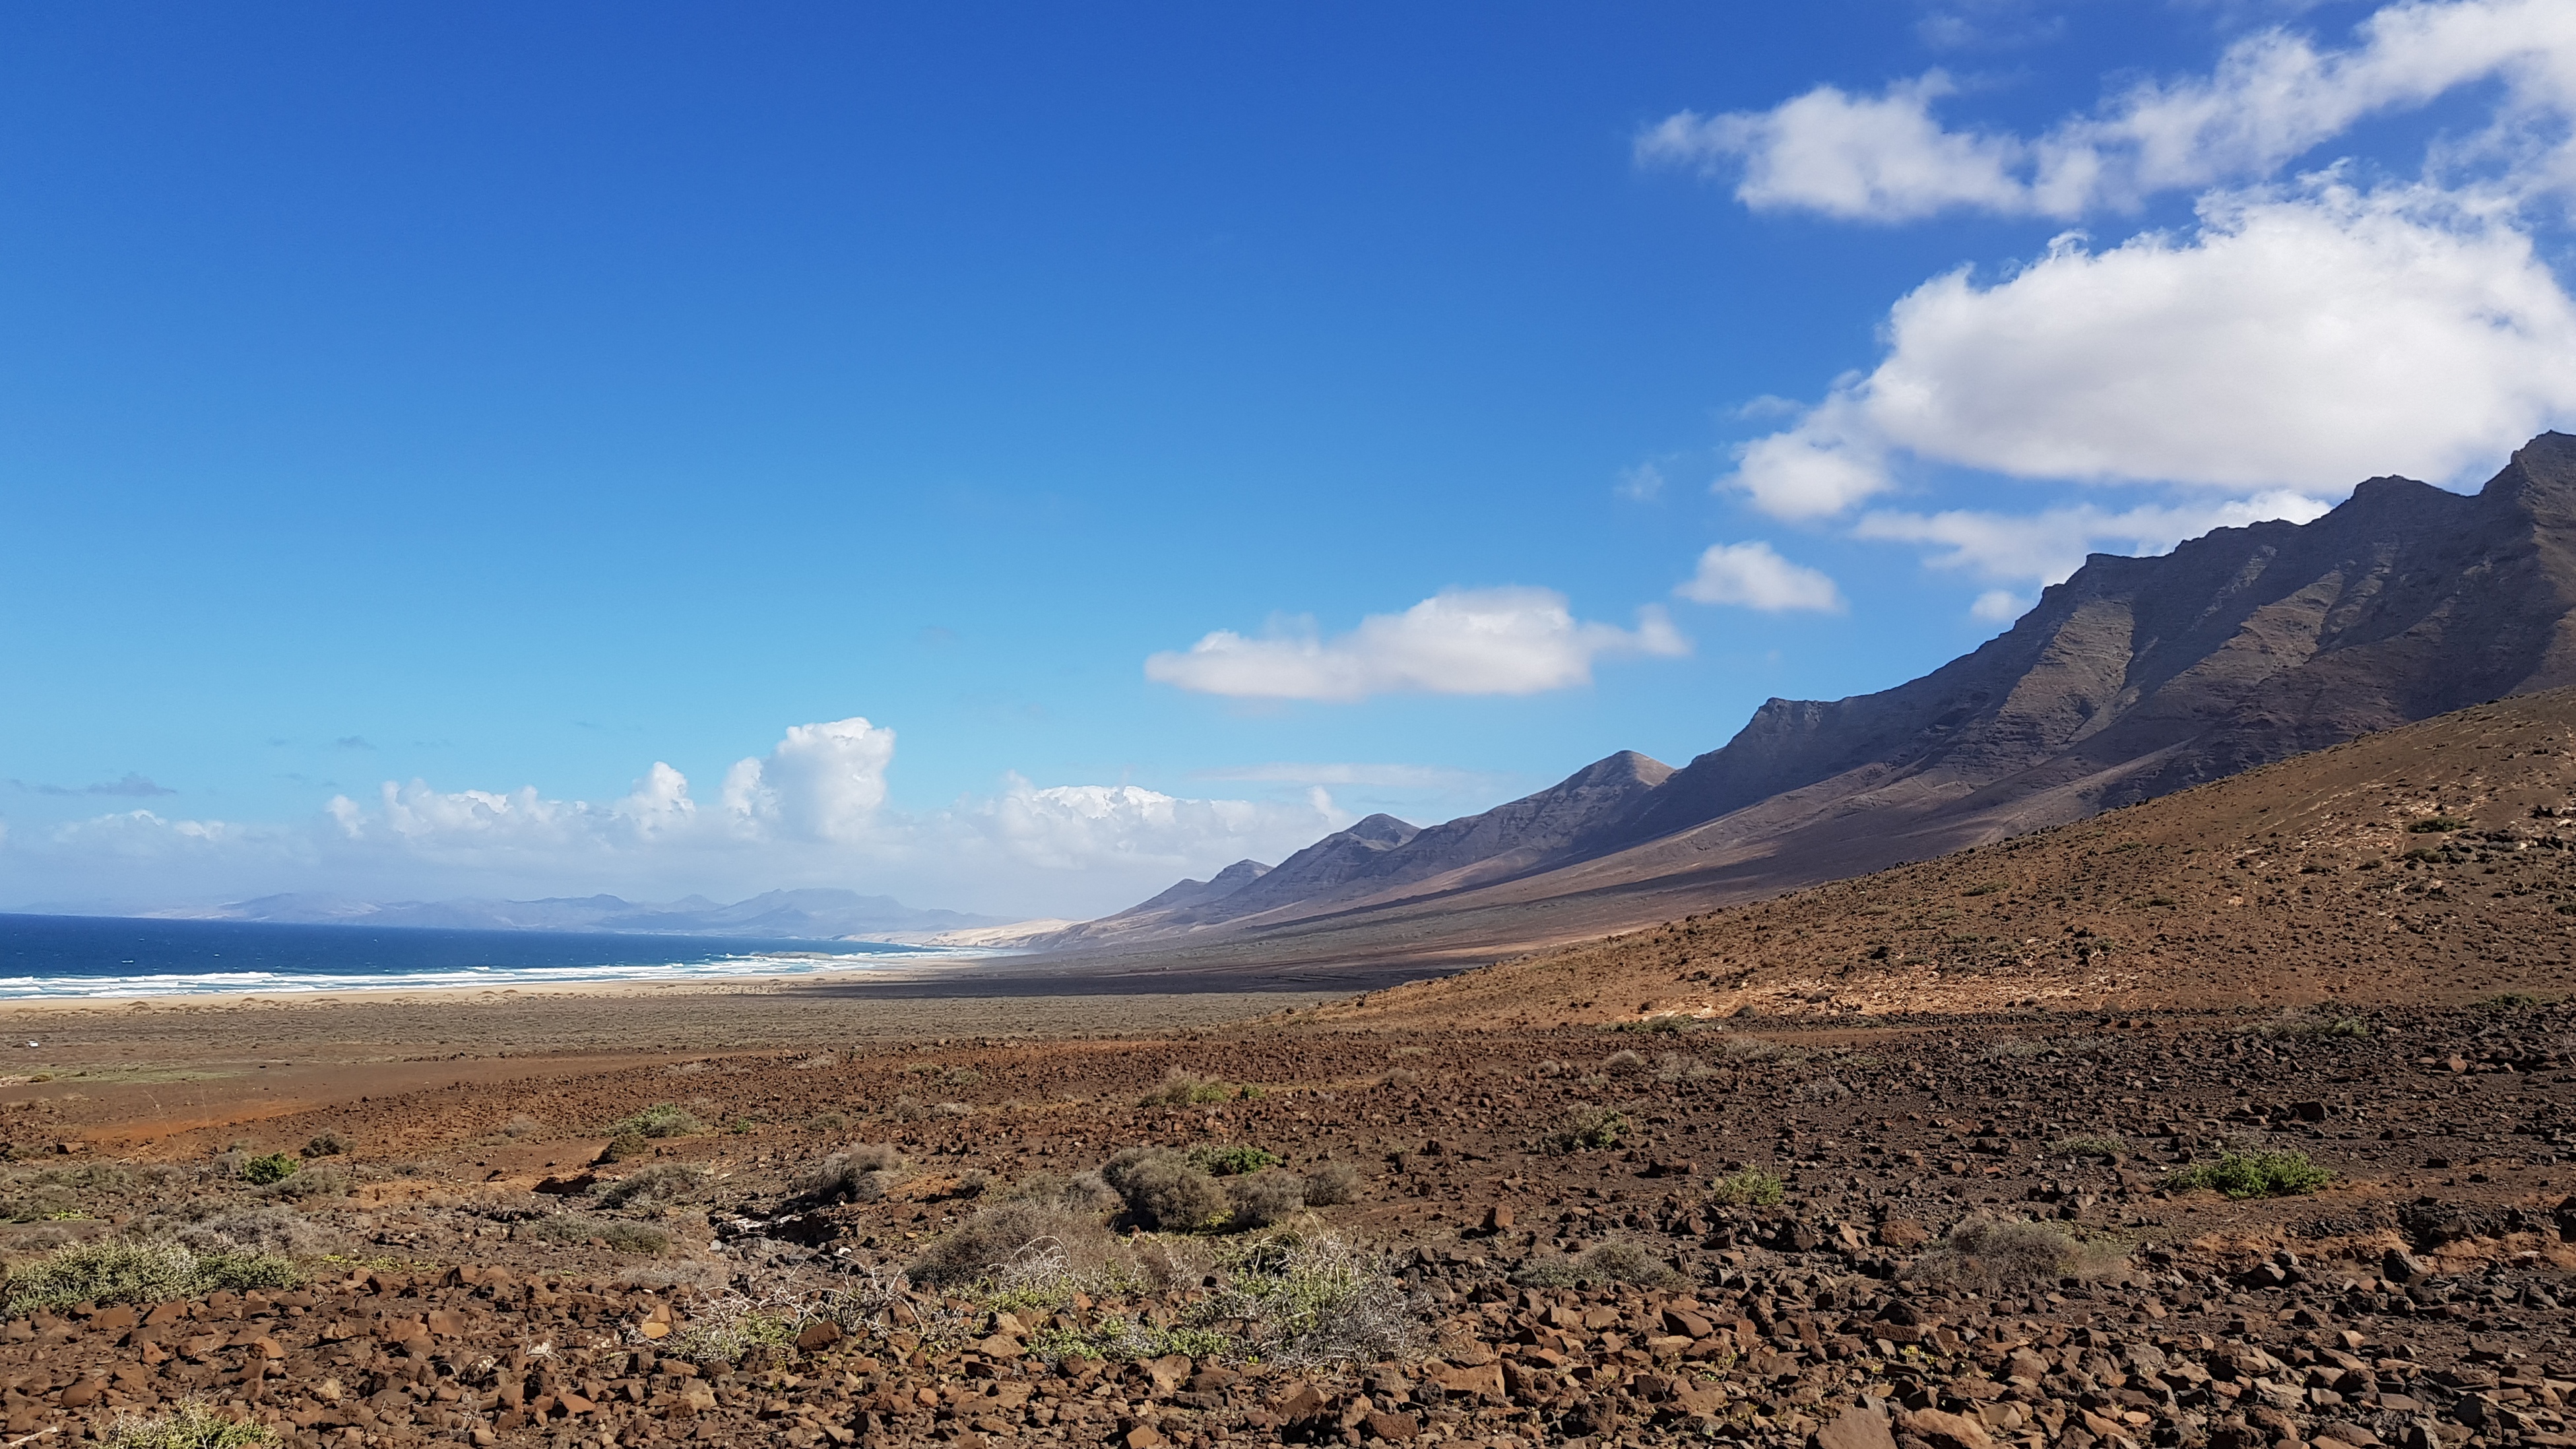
[1,994,2572,1449]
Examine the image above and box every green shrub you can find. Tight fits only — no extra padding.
[2166,1149,2333,1199]
[103,1402,277,1449]
[665,1300,798,1366]
[236,1153,300,1186]
[2047,1134,2127,1159]
[1707,1166,1786,1206]
[1188,1145,1281,1177]
[2,1238,298,1314]
[614,1104,707,1139]
[1537,1107,1628,1155]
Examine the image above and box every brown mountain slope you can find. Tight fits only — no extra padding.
[1041,431,2576,969]
[1332,685,2576,1028]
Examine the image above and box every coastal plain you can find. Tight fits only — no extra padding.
[4,695,2576,1447]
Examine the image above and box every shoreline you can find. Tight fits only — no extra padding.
[0,966,948,1015]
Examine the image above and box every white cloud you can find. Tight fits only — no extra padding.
[1725,183,2576,515]
[1970,589,2028,623]
[1642,0,2576,220]
[1143,587,1689,701]
[973,779,1349,874]
[1638,74,2028,222]
[1673,541,1847,612]
[9,716,1355,920]
[1855,490,2336,584]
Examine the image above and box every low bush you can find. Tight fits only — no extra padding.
[1603,1049,1645,1070]
[102,1401,276,1449]
[1188,1145,1280,1177]
[598,1133,651,1165]
[1224,1171,1306,1230]
[501,1114,542,1138]
[1002,1171,1121,1215]
[907,1198,1117,1288]
[2048,1134,2127,1159]
[2256,1010,2368,1039]
[1510,1239,1684,1290]
[257,1163,348,1202]
[1712,1035,1790,1064]
[614,1104,707,1140]
[1706,1166,1786,1206]
[1029,1231,1415,1368]
[595,1163,707,1212]
[1299,1161,1362,1208]
[1101,1148,1230,1232]
[2166,1149,2333,1199]
[299,1132,348,1159]
[1908,1217,2125,1292]
[174,1206,331,1258]
[792,1145,904,1205]
[665,1297,798,1367]
[236,1153,300,1186]
[3,1238,298,1314]
[805,1111,851,1133]
[1537,1107,1628,1155]
[2408,816,2466,833]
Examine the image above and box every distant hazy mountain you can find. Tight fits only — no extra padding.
[1057,431,2576,960]
[152,888,1009,941]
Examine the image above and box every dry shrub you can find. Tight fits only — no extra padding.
[1908,1217,2126,1292]
[1101,1148,1230,1232]
[614,1258,730,1293]
[1793,1076,1851,1103]
[299,1132,348,1159]
[907,1198,1118,1287]
[1714,1035,1789,1063]
[501,1114,542,1139]
[1225,1171,1306,1230]
[1003,1171,1120,1215]
[256,1163,348,1202]
[1300,1161,1362,1208]
[596,1163,707,1212]
[1139,1068,1249,1107]
[1603,1049,1646,1071]
[174,1206,333,1258]
[793,1144,904,1205]
[1512,1239,1683,1289]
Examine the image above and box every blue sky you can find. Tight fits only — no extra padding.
[7,1,2575,919]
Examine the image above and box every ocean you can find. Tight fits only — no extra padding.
[0,913,958,1000]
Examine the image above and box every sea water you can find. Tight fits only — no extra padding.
[0,913,956,999]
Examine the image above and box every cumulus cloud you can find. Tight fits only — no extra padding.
[1970,589,2028,623]
[973,779,1350,874]
[1638,73,2028,222]
[1730,186,2576,516]
[1673,541,1847,612]
[8,715,1358,919]
[1143,587,1689,701]
[1642,0,2576,220]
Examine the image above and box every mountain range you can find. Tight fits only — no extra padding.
[147,889,1008,942]
[1040,430,2576,966]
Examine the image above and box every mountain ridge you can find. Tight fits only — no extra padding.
[1048,431,2576,961]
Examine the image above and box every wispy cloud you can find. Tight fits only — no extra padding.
[1190,761,1508,791]
[11,773,177,798]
